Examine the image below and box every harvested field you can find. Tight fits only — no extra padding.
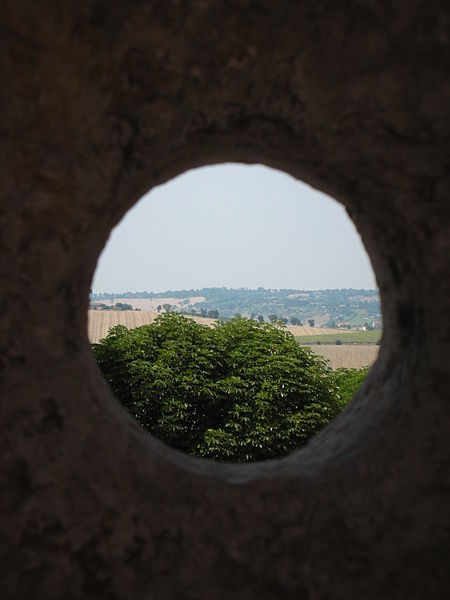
[88,310,215,343]
[310,344,379,370]
[287,325,353,336]
[88,310,157,343]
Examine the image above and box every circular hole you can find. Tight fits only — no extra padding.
[89,164,381,463]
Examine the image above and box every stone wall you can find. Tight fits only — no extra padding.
[1,2,449,598]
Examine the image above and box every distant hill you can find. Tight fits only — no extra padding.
[90,287,381,328]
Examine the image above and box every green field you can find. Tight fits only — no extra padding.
[295,330,381,345]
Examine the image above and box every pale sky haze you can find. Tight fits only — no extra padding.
[92,164,377,293]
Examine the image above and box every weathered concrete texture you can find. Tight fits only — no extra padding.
[1,1,449,598]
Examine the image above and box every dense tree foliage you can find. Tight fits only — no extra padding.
[93,314,366,462]
[332,366,369,409]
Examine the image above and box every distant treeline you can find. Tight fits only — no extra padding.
[90,302,140,311]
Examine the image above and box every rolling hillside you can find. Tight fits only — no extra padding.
[88,310,358,345]
[91,287,381,328]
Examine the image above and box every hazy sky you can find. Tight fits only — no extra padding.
[92,164,377,293]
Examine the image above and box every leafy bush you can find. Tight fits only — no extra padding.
[332,366,370,409]
[93,314,367,462]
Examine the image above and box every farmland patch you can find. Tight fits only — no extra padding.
[310,344,379,370]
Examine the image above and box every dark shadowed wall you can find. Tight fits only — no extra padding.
[1,2,449,598]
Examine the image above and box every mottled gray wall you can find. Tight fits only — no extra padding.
[1,2,449,598]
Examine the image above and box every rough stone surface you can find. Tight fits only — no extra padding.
[1,1,449,598]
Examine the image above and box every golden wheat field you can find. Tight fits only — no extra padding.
[310,344,379,369]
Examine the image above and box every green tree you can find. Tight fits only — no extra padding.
[332,367,369,410]
[93,315,364,462]
[308,319,315,327]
